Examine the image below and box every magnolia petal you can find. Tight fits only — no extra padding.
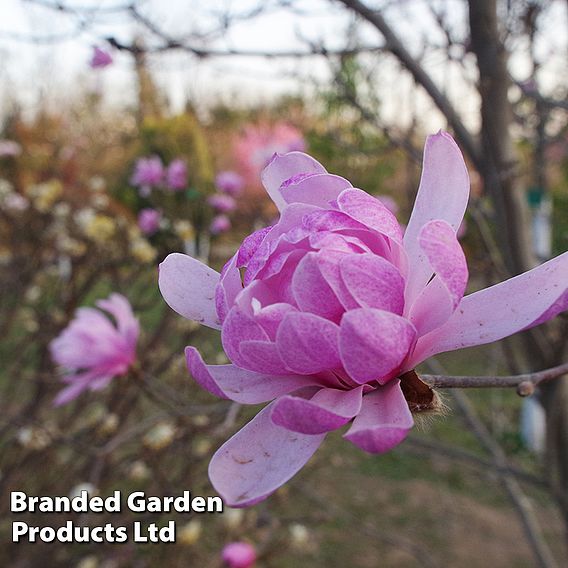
[280,173,352,208]
[403,131,470,307]
[408,250,568,367]
[344,381,413,453]
[339,308,416,384]
[215,253,242,323]
[337,188,403,242]
[237,226,273,268]
[239,340,290,375]
[339,253,405,315]
[221,307,270,368]
[255,302,298,340]
[185,346,315,403]
[209,403,326,507]
[261,152,327,211]
[158,253,221,329]
[276,312,341,374]
[408,276,454,337]
[96,293,139,347]
[418,220,468,308]
[406,220,468,335]
[271,386,364,434]
[292,252,344,321]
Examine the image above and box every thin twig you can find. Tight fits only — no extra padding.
[420,362,568,396]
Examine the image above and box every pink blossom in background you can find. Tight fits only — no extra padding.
[130,156,164,192]
[159,132,568,507]
[222,542,256,568]
[216,171,245,196]
[138,208,161,235]
[166,158,188,191]
[89,46,113,69]
[210,214,231,235]
[207,193,237,213]
[50,294,139,406]
[0,140,22,157]
[4,193,29,211]
[233,122,305,190]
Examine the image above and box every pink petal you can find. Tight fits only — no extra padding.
[337,188,403,242]
[344,381,413,453]
[237,226,273,268]
[406,220,468,336]
[261,152,327,211]
[215,253,242,323]
[291,252,345,321]
[238,340,290,375]
[408,250,568,367]
[271,386,364,434]
[339,253,405,315]
[186,346,317,403]
[95,293,139,347]
[276,312,341,374]
[280,173,352,208]
[159,253,221,329]
[255,302,298,340]
[339,308,416,384]
[403,131,470,306]
[208,402,326,507]
[417,220,468,308]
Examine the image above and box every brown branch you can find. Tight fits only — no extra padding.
[420,362,568,396]
[427,359,559,568]
[335,0,481,169]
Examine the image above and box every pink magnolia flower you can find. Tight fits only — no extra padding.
[138,208,161,235]
[210,214,231,235]
[89,46,113,69]
[166,158,188,191]
[234,122,305,190]
[158,132,568,507]
[208,193,237,213]
[130,156,164,190]
[216,171,245,196]
[221,542,256,568]
[50,294,139,406]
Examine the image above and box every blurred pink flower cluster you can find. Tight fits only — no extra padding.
[130,156,188,195]
[234,122,305,191]
[207,171,246,235]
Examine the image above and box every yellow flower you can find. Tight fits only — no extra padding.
[130,238,157,263]
[173,220,195,241]
[84,214,116,243]
[29,179,63,212]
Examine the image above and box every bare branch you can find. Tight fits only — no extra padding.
[420,361,568,395]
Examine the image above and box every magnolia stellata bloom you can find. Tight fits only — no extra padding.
[208,193,237,213]
[234,122,305,190]
[216,171,245,196]
[210,214,231,235]
[159,132,568,507]
[221,542,257,568]
[166,158,188,191]
[130,156,164,190]
[50,294,139,406]
[138,208,162,235]
[89,46,113,69]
